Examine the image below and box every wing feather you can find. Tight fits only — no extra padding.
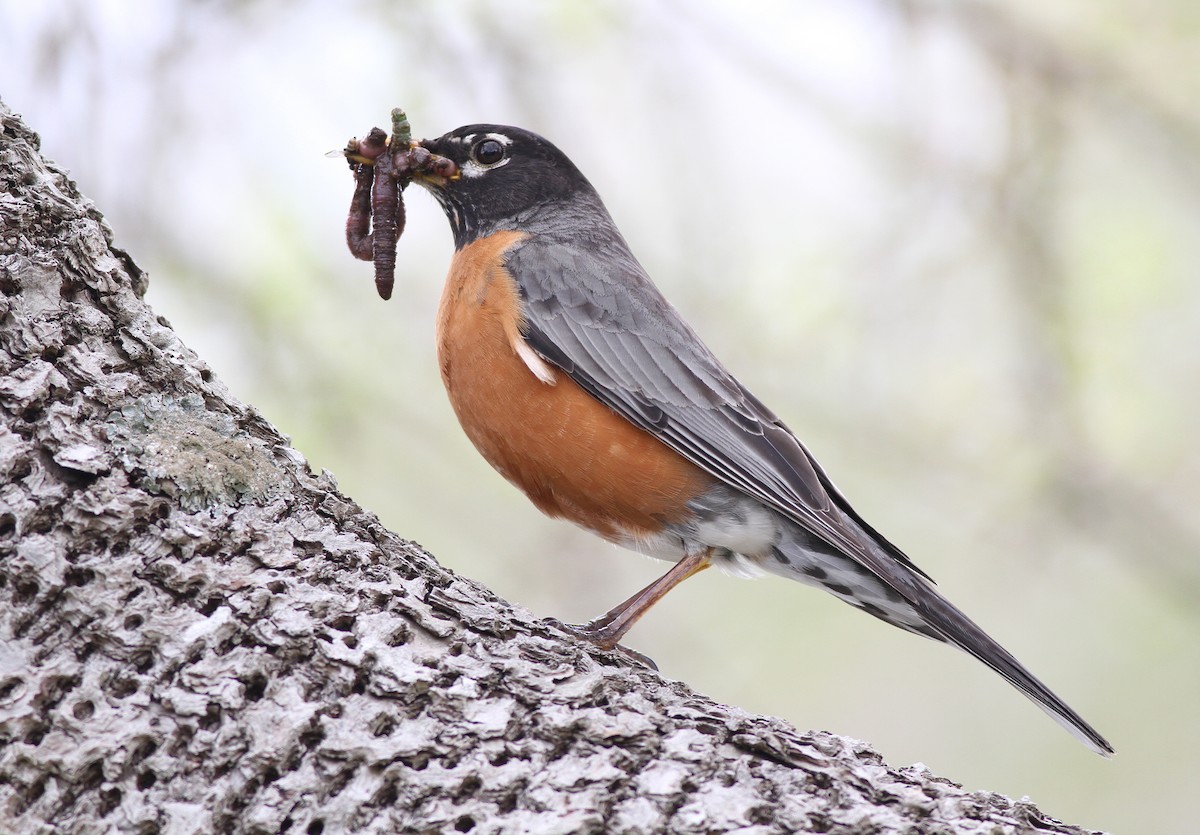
[507,237,933,588]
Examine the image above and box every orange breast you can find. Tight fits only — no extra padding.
[435,231,714,541]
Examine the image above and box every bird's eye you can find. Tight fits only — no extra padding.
[471,139,506,166]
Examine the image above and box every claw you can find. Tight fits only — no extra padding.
[545,618,660,670]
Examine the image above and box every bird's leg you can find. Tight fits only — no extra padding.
[557,549,711,667]
[582,550,712,644]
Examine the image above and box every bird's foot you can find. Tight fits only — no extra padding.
[545,618,660,671]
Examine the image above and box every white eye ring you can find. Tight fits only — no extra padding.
[461,132,512,177]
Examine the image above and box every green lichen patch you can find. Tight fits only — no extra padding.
[107,393,282,510]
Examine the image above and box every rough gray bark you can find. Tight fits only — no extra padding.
[0,99,1102,835]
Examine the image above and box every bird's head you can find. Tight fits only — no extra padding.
[412,124,596,248]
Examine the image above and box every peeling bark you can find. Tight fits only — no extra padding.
[0,100,1103,835]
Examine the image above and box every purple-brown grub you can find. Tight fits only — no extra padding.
[343,126,406,300]
[369,151,403,301]
[345,163,375,262]
[342,114,460,301]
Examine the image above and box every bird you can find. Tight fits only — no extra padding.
[402,122,1114,756]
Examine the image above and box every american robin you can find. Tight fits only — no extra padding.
[403,123,1113,756]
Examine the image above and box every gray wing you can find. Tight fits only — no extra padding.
[509,236,1118,756]
[507,236,932,585]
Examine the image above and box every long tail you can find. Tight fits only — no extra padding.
[921,586,1114,756]
[767,524,1114,757]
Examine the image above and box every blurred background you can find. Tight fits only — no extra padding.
[3,1,1197,831]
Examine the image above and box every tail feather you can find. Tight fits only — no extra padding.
[767,527,1114,757]
[907,585,1114,757]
